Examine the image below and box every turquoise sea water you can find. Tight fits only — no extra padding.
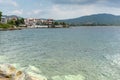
[0,26,120,80]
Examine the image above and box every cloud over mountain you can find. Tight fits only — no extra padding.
[0,0,120,19]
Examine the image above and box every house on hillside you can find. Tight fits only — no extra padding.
[0,15,19,24]
[1,16,8,24]
[7,15,18,21]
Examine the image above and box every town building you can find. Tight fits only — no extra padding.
[0,15,18,24]
[46,19,54,28]
[7,15,18,21]
[1,16,8,24]
[24,18,54,28]
[24,18,36,28]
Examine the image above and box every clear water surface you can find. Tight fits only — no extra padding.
[0,26,120,80]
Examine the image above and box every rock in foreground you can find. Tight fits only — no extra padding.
[0,64,47,80]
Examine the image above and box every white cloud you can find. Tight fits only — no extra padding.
[44,5,96,19]
[42,4,120,19]
[11,1,18,7]
[0,0,18,7]
[33,9,42,14]
[26,9,42,17]
[12,10,23,15]
[24,3,120,19]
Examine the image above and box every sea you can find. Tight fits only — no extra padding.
[0,26,120,80]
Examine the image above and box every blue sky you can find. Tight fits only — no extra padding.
[0,0,120,19]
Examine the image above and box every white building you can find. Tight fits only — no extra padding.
[1,16,8,24]
[24,18,36,27]
[25,18,45,27]
[0,15,18,24]
[24,18,54,28]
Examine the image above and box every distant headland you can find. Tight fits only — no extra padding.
[58,13,120,26]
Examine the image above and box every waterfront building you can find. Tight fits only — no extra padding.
[24,18,54,28]
[47,19,54,28]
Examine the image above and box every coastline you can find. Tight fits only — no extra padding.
[0,25,69,31]
[0,28,22,31]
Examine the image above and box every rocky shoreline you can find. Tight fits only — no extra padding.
[0,28,22,31]
[0,64,47,80]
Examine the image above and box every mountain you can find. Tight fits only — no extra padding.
[2,15,23,19]
[58,14,120,26]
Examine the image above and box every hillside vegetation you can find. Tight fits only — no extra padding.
[58,14,120,26]
[0,23,13,29]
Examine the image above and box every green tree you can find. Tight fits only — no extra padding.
[19,18,24,24]
[0,11,2,21]
[54,21,59,25]
[15,20,20,26]
[60,22,66,25]
[7,18,25,27]
[8,20,15,25]
[60,22,67,27]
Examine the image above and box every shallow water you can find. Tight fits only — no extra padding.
[0,26,120,80]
